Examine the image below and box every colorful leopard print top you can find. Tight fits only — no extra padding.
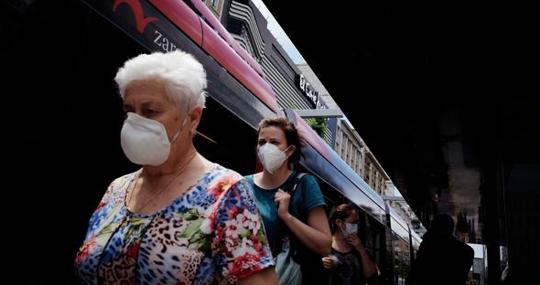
[75,164,274,285]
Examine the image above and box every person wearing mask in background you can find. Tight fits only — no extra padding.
[322,203,378,285]
[75,50,277,285]
[246,117,332,285]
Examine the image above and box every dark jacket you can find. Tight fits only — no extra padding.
[407,232,474,285]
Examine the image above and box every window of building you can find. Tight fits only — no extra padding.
[341,133,346,156]
[343,137,348,161]
[369,163,374,186]
[378,173,382,193]
[349,143,354,165]
[335,128,342,153]
[375,171,380,192]
[355,156,359,173]
[357,150,363,176]
[351,148,357,171]
[365,162,371,184]
[355,149,359,170]
[210,0,220,9]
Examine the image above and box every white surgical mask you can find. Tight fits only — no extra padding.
[257,143,290,174]
[343,222,358,236]
[120,112,186,166]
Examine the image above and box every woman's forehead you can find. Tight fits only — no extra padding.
[123,79,171,104]
[259,126,285,138]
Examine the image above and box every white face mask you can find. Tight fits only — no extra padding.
[343,222,358,237]
[120,112,186,166]
[257,143,290,174]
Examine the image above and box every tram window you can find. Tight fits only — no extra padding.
[392,233,411,285]
[194,97,257,175]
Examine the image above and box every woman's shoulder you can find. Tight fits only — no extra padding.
[111,170,139,185]
[109,171,139,191]
[294,172,326,210]
[299,172,316,180]
[206,164,247,189]
[296,172,319,187]
[206,166,258,207]
[101,171,139,203]
[244,172,261,182]
[210,163,243,178]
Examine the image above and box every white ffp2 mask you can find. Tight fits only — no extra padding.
[257,143,289,174]
[343,223,358,236]
[120,112,184,166]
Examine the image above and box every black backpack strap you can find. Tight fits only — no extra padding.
[286,172,308,222]
[285,172,308,263]
[288,172,307,194]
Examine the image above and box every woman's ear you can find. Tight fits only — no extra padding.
[189,105,203,134]
[286,144,297,157]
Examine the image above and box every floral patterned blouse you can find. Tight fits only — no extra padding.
[75,164,274,285]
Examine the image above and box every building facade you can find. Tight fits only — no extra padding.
[222,0,325,111]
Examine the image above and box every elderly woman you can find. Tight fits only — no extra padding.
[75,50,277,285]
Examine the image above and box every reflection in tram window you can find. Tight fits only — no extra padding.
[323,203,379,285]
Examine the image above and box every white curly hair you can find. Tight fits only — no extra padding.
[114,50,207,111]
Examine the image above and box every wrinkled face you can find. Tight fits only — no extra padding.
[122,79,193,143]
[257,126,295,159]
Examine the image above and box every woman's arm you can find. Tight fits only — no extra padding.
[346,235,378,278]
[275,190,332,256]
[239,267,278,285]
